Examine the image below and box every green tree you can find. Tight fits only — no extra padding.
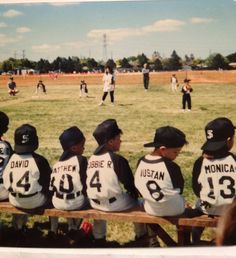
[153,59,163,71]
[226,52,236,62]
[206,53,229,70]
[167,50,182,70]
[137,53,149,67]
[36,58,51,73]
[106,59,116,69]
[119,58,131,68]
[87,58,98,71]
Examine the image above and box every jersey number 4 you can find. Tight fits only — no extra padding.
[90,170,102,192]
[10,171,30,192]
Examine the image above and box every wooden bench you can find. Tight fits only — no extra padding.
[0,201,218,247]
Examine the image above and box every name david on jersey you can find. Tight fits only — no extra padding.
[10,160,29,168]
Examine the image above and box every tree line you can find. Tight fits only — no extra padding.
[1,50,236,74]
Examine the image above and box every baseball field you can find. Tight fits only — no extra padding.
[0,70,236,247]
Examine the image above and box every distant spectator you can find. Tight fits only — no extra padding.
[142,63,150,91]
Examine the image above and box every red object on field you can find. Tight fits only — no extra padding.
[81,221,93,235]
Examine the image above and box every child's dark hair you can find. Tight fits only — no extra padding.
[0,111,9,135]
[216,199,236,246]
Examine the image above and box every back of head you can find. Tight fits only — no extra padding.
[201,117,235,153]
[59,126,85,160]
[184,78,191,83]
[93,119,122,154]
[0,111,9,135]
[144,126,188,149]
[216,199,236,246]
[14,124,39,154]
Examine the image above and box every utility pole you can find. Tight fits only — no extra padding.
[103,33,108,62]
[22,49,26,59]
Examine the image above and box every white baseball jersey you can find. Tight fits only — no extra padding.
[0,140,12,200]
[171,76,177,83]
[50,155,87,210]
[86,151,138,212]
[86,152,122,199]
[3,152,51,209]
[192,153,236,215]
[135,154,185,216]
[102,73,114,92]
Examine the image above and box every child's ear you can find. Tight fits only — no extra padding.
[227,136,234,149]
[70,145,76,152]
[107,138,113,146]
[159,146,167,154]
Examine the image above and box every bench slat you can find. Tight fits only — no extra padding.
[0,202,218,227]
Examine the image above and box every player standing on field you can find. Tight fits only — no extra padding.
[181,78,193,111]
[99,67,115,106]
[170,74,178,92]
[192,117,236,243]
[80,80,88,98]
[0,111,13,201]
[86,119,147,247]
[49,126,88,237]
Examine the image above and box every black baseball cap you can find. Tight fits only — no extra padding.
[184,78,191,83]
[144,126,188,148]
[14,124,39,154]
[93,119,122,155]
[59,126,85,160]
[0,111,9,135]
[201,117,236,152]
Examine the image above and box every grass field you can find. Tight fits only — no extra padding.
[0,71,236,246]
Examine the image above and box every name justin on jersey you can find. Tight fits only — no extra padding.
[88,160,112,169]
[140,169,165,180]
[53,165,77,173]
[204,164,236,174]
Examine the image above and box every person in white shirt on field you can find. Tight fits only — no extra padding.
[99,66,115,106]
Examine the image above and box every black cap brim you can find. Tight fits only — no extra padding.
[94,143,106,155]
[14,144,37,154]
[144,142,157,148]
[59,150,70,161]
[201,140,226,152]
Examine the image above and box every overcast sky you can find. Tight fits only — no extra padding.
[0,0,236,61]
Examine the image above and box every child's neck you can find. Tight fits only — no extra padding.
[151,149,162,156]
